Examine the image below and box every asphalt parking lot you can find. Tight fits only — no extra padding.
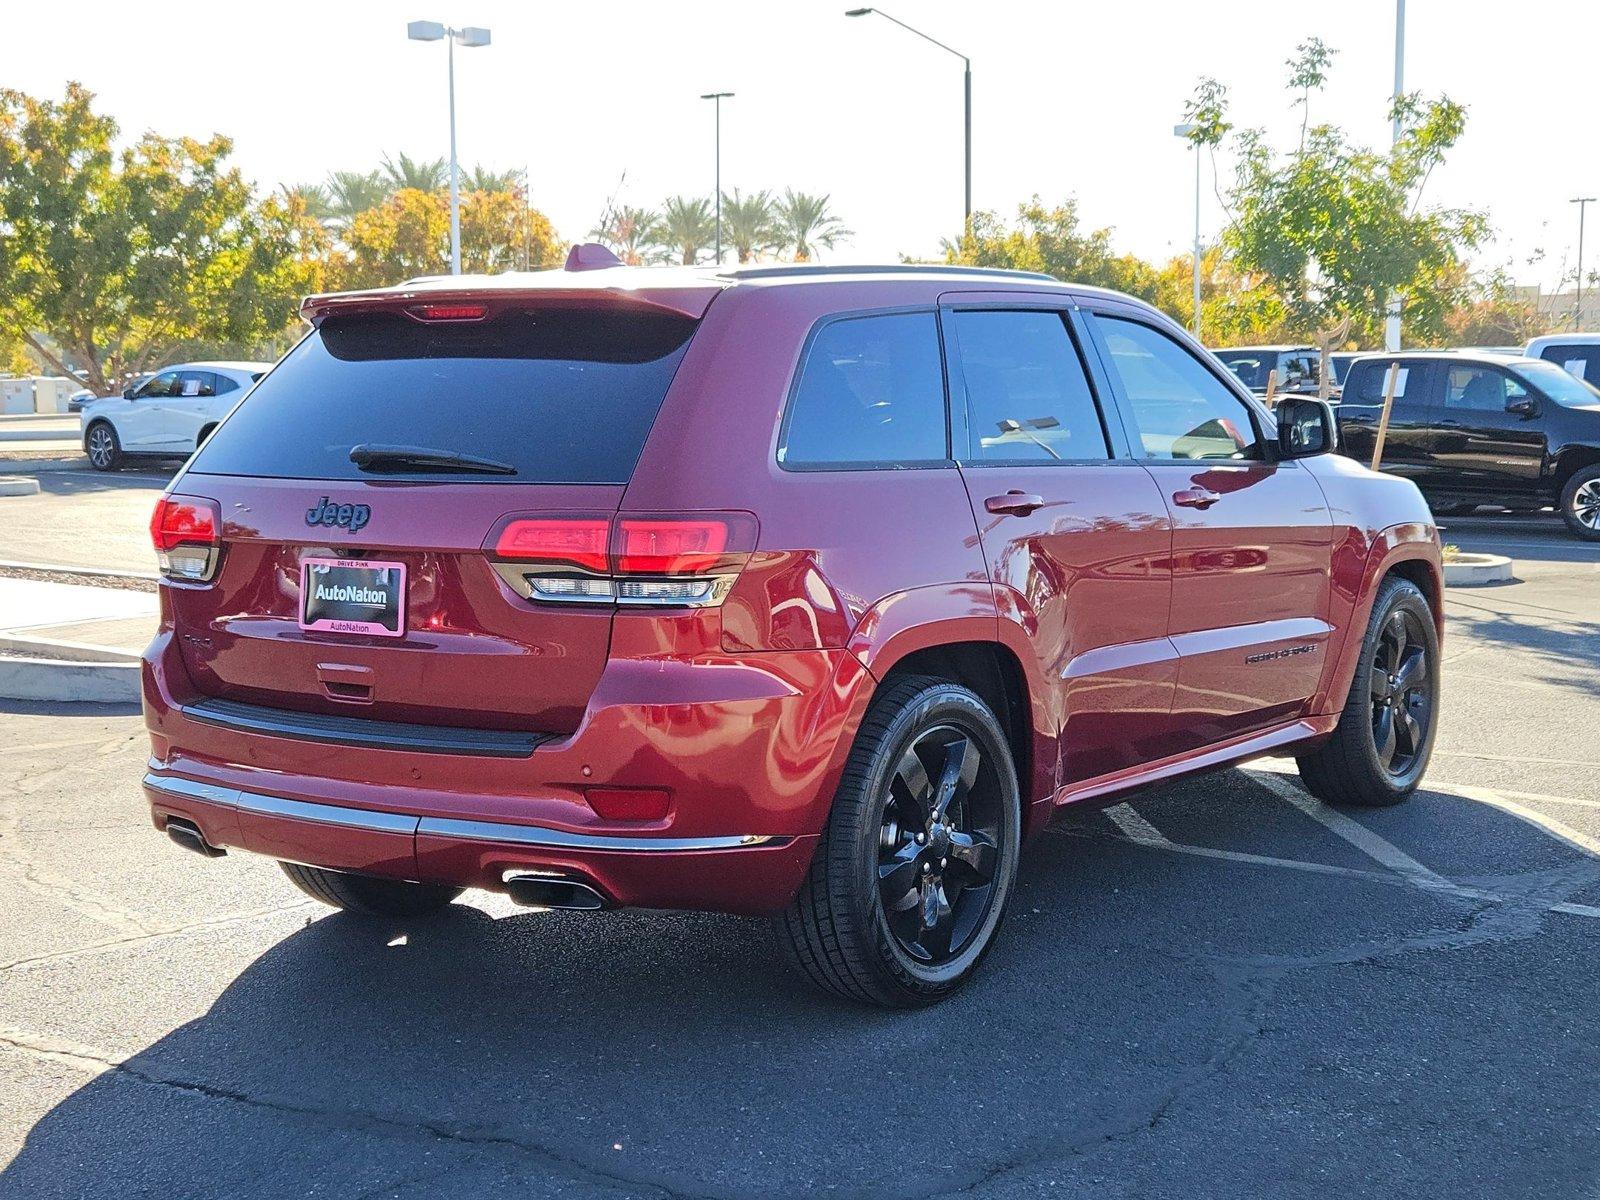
[2,461,1599,1198]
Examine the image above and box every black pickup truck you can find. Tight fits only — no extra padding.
[1337,351,1600,540]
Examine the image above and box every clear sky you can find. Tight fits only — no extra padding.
[9,0,1596,292]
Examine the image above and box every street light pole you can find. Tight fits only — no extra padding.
[1174,124,1202,339]
[1573,197,1597,331]
[407,20,492,276]
[846,8,971,236]
[1385,0,1405,350]
[700,92,733,264]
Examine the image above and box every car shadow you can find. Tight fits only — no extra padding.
[5,770,1600,1198]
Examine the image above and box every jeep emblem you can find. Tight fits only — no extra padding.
[305,496,371,533]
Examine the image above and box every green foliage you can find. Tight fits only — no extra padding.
[589,204,662,266]
[380,151,447,193]
[721,189,782,264]
[1181,77,1232,149]
[0,83,317,392]
[656,196,717,265]
[776,190,852,262]
[942,197,1161,303]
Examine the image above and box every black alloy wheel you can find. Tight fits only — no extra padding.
[1367,607,1432,778]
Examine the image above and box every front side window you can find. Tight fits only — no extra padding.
[951,309,1108,462]
[137,371,181,399]
[1514,359,1600,408]
[1444,366,1519,412]
[1094,316,1262,461]
[779,312,947,467]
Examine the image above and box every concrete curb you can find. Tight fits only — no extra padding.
[0,559,159,584]
[1443,553,1514,587]
[0,476,41,496]
[0,655,139,704]
[0,428,77,443]
[0,633,141,663]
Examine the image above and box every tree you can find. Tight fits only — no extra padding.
[0,84,317,392]
[341,186,563,287]
[1189,49,1488,347]
[323,170,389,229]
[589,204,661,265]
[721,189,780,264]
[776,190,852,261]
[1286,37,1336,151]
[1442,270,1544,346]
[653,196,717,265]
[380,151,447,193]
[943,197,1161,303]
[465,165,523,195]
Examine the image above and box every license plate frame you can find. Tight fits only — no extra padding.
[299,556,407,638]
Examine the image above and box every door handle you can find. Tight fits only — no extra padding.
[1436,419,1462,428]
[1172,487,1221,509]
[984,491,1044,517]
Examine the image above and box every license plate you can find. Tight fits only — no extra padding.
[300,557,406,638]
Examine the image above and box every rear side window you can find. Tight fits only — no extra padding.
[1536,343,1600,388]
[779,312,948,468]
[189,308,697,484]
[1346,360,1419,407]
[951,310,1109,462]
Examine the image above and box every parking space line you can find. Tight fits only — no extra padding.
[1102,803,1168,844]
[1246,770,1449,886]
[1450,785,1600,859]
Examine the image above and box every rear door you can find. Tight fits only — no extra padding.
[1335,358,1440,484]
[940,295,1179,783]
[174,303,700,734]
[1429,361,1547,498]
[1082,306,1333,746]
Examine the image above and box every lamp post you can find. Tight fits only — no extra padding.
[1572,197,1596,331]
[845,7,970,235]
[1385,0,1405,350]
[407,20,492,276]
[700,92,734,264]
[1174,123,1203,340]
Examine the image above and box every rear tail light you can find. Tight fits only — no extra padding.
[486,513,756,608]
[150,495,222,581]
[408,303,488,322]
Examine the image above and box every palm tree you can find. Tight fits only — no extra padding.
[720,189,780,264]
[380,151,447,193]
[466,165,523,195]
[589,205,661,266]
[283,183,333,224]
[324,170,389,227]
[653,196,717,265]
[777,190,852,262]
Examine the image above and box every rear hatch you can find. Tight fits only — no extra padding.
[168,296,704,734]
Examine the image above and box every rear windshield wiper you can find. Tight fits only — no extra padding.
[349,443,517,476]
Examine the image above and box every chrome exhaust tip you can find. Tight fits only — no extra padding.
[502,870,608,911]
[165,816,226,858]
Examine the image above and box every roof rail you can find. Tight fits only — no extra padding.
[715,263,1058,283]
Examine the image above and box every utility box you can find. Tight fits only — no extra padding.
[32,377,74,414]
[0,378,33,415]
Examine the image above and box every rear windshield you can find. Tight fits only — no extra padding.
[189,307,697,484]
[1213,351,1271,390]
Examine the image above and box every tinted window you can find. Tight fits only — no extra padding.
[1444,365,1521,412]
[952,310,1108,461]
[177,371,215,398]
[138,371,181,399]
[213,374,240,396]
[1214,350,1271,390]
[1513,359,1600,408]
[189,309,697,484]
[1345,360,1420,407]
[779,312,947,467]
[1535,344,1600,388]
[1094,317,1261,461]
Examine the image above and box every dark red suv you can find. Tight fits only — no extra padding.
[142,255,1442,1005]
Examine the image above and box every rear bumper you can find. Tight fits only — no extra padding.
[144,773,817,914]
[141,628,871,915]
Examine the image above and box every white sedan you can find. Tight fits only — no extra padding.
[80,361,273,471]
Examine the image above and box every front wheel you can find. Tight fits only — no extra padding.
[778,676,1022,1007]
[280,862,462,917]
[1296,576,1439,806]
[85,421,122,471]
[1559,465,1600,541]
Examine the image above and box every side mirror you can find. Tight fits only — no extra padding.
[1277,395,1337,458]
[1506,395,1538,418]
[122,386,136,399]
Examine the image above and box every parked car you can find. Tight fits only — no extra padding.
[1212,344,1321,396]
[80,362,271,470]
[1524,332,1600,390]
[141,255,1442,1006]
[1327,351,1361,397]
[1336,351,1600,538]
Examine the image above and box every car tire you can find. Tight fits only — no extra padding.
[1558,465,1600,541]
[196,424,216,449]
[85,421,122,471]
[1296,576,1439,807]
[279,861,462,917]
[778,675,1022,1007]
[1429,500,1476,517]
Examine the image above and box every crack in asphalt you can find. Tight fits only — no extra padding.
[0,900,317,973]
